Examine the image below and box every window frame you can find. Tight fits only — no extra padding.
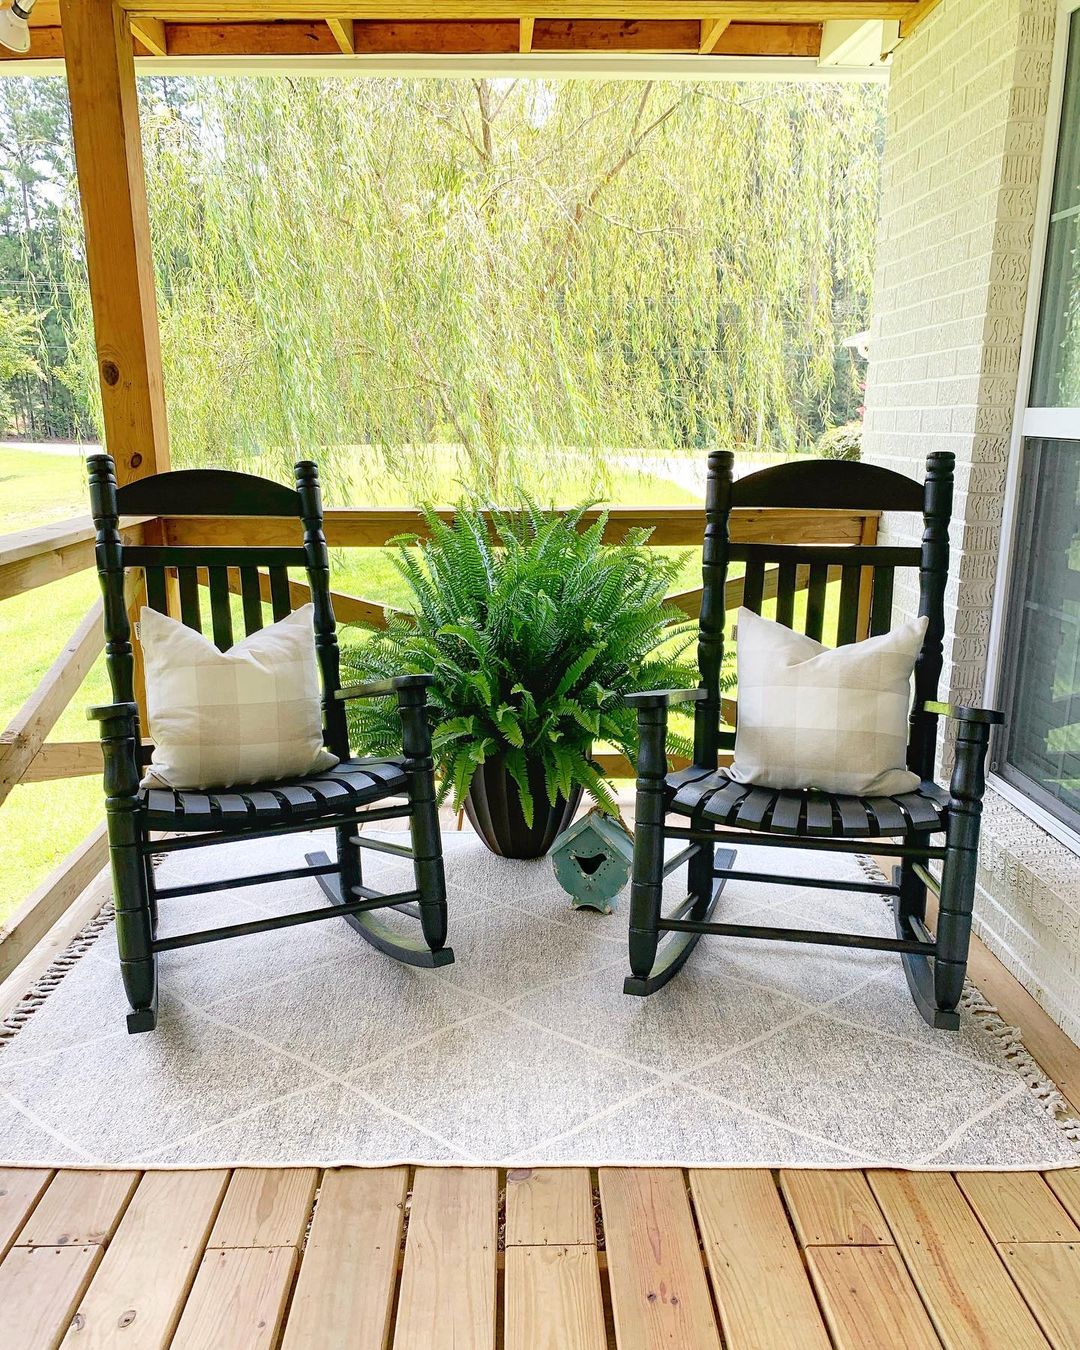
[985,0,1080,854]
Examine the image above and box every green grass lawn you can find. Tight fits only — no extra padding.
[0,446,704,924]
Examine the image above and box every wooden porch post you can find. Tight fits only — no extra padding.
[60,0,169,485]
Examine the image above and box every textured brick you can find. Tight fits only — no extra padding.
[862,0,1080,1035]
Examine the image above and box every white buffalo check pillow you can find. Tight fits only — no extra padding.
[729,606,928,797]
[140,603,338,790]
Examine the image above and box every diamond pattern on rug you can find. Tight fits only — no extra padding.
[509,959,803,1075]
[205,950,489,1078]
[348,1009,656,1157]
[0,1007,325,1160]
[0,829,1076,1169]
[137,1080,464,1167]
[681,1010,1057,1165]
[510,1080,874,1168]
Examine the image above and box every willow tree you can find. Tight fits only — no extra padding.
[62,75,884,497]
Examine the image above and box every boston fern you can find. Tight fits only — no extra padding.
[341,502,699,824]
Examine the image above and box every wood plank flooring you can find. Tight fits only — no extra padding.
[0,1165,1077,1348]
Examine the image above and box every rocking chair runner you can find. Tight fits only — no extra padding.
[625,449,1003,1030]
[87,455,453,1034]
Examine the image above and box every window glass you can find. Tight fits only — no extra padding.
[1001,439,1080,824]
[1031,10,1080,406]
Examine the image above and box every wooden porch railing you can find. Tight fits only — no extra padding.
[0,501,879,985]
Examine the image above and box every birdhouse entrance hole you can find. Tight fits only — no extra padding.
[574,852,607,876]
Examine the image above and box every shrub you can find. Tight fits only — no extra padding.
[341,501,698,823]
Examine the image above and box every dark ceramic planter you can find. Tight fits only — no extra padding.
[464,754,582,859]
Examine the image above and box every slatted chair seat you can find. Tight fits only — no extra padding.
[665,766,948,837]
[140,758,408,830]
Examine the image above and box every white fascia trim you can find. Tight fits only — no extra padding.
[1,52,891,81]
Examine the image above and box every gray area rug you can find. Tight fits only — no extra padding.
[1,829,1078,1169]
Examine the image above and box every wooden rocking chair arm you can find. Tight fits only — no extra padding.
[336,674,436,702]
[624,688,708,710]
[923,700,1005,726]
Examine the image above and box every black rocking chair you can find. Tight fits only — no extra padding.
[87,454,453,1034]
[625,450,1002,1030]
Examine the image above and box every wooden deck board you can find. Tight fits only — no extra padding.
[170,1246,297,1350]
[0,1164,1077,1347]
[392,1167,498,1350]
[956,1172,1080,1243]
[600,1167,721,1350]
[505,1245,608,1350]
[280,1167,408,1350]
[1046,1171,1080,1230]
[690,1169,831,1350]
[59,1170,229,1350]
[0,1167,52,1258]
[999,1242,1080,1350]
[868,1170,1052,1350]
[806,1245,942,1350]
[0,1244,103,1350]
[18,1169,139,1247]
[207,1166,318,1250]
[505,1166,595,1246]
[779,1169,893,1247]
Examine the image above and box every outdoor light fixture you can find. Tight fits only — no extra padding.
[0,0,34,55]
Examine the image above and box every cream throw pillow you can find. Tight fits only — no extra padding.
[729,606,928,797]
[140,603,338,790]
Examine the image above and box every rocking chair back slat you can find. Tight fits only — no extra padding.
[177,566,201,631]
[207,567,233,650]
[837,565,862,645]
[774,562,797,629]
[239,567,264,633]
[869,566,895,637]
[805,563,829,641]
[741,560,766,615]
[144,566,169,616]
[268,567,292,623]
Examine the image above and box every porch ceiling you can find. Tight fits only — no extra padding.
[7,1,937,71]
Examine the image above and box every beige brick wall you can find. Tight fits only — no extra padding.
[862,0,1080,1039]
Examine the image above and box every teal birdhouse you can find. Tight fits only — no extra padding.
[551,809,634,913]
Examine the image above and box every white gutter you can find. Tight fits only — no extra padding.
[3,51,890,80]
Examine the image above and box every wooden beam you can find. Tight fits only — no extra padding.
[0,822,109,984]
[325,15,354,51]
[126,2,913,20]
[0,515,148,603]
[166,19,349,53]
[30,16,827,58]
[898,0,940,36]
[0,26,64,58]
[130,14,167,53]
[60,0,169,485]
[0,601,104,811]
[354,19,517,53]
[19,740,105,783]
[716,21,820,54]
[699,16,729,51]
[519,15,533,50]
[533,19,700,50]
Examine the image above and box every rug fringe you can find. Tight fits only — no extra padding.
[0,900,114,1050]
[858,852,1080,1147]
